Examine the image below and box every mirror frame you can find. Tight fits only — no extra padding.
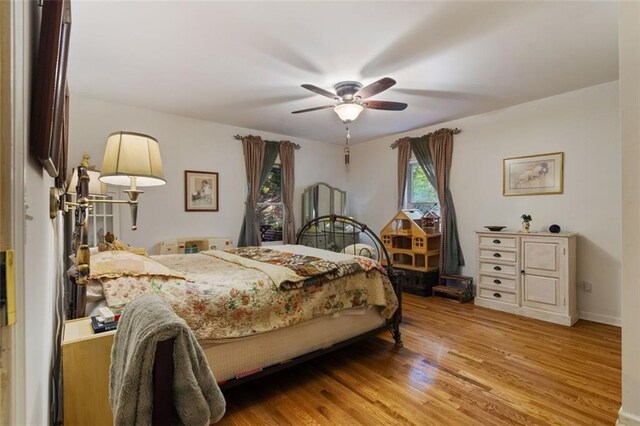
[301,182,346,224]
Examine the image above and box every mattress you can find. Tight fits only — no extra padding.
[202,306,386,383]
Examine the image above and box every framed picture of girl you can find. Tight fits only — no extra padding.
[185,170,219,211]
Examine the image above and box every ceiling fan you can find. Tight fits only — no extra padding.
[292,77,408,123]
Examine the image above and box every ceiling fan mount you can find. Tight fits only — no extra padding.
[333,81,362,102]
[292,77,408,123]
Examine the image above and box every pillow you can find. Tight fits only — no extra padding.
[89,250,185,279]
[342,243,378,260]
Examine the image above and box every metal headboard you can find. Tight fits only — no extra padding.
[296,214,392,273]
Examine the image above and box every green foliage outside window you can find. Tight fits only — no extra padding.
[258,166,284,240]
[408,163,440,216]
[411,164,438,203]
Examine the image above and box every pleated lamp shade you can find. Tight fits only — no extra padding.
[99,131,166,187]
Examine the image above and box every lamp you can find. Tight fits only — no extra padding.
[99,131,166,187]
[50,132,166,232]
[333,103,363,123]
[98,131,166,231]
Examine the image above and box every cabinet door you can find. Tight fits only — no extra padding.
[521,237,565,312]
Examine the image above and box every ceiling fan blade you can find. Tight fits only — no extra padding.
[291,105,334,114]
[301,84,339,100]
[355,77,397,99]
[362,100,408,111]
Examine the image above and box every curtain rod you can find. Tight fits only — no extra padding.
[234,134,301,150]
[390,128,462,149]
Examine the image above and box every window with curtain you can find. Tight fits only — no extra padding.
[406,160,440,216]
[257,163,284,243]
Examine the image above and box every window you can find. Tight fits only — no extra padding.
[406,161,440,216]
[74,192,120,247]
[257,164,284,243]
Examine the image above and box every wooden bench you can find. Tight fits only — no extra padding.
[432,274,473,303]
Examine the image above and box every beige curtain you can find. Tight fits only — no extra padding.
[279,141,296,244]
[428,129,465,273]
[396,137,411,210]
[238,136,265,246]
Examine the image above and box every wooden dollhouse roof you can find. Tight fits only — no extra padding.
[422,210,441,219]
[381,209,427,236]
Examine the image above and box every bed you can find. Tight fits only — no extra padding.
[77,215,402,389]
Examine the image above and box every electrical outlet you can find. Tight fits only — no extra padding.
[582,281,593,293]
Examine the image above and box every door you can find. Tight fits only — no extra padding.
[521,237,565,312]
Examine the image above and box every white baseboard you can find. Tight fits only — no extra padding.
[579,310,622,327]
[618,407,640,426]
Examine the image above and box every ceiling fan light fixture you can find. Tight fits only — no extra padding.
[333,103,363,123]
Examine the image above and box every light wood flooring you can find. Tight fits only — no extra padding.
[219,294,621,425]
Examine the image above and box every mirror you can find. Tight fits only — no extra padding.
[302,182,346,224]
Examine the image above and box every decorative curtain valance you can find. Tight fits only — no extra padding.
[390,128,464,274]
[390,128,462,149]
[234,135,301,150]
[235,135,299,247]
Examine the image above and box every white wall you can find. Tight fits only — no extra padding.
[69,95,347,252]
[619,1,640,424]
[15,2,59,424]
[348,81,621,324]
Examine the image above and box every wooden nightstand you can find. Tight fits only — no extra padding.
[62,317,114,426]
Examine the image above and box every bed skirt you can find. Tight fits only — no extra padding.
[201,306,386,384]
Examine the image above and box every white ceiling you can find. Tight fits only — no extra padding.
[68,1,619,144]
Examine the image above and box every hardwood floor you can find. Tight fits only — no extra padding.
[219,294,621,425]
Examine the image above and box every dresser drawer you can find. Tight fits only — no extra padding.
[479,274,517,291]
[480,262,517,276]
[479,236,516,249]
[478,288,517,305]
[479,249,516,263]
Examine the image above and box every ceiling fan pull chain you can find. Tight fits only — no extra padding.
[344,124,351,166]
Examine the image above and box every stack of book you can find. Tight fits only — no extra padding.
[90,314,120,333]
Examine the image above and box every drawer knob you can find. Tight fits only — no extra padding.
[493,292,502,298]
[493,279,501,284]
[493,239,501,244]
[493,266,502,271]
[493,253,502,258]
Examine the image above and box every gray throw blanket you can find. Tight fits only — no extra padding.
[109,294,226,425]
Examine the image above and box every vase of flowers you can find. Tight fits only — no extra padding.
[521,214,532,233]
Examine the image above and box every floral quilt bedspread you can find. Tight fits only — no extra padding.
[98,252,398,340]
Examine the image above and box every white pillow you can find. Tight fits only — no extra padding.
[342,243,378,259]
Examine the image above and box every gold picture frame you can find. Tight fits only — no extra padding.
[503,152,564,196]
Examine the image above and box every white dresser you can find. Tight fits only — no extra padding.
[475,231,578,326]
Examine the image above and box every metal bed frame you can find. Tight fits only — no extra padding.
[295,214,403,348]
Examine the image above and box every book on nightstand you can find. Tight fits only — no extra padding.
[90,316,118,333]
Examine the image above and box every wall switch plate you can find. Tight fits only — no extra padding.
[582,281,593,293]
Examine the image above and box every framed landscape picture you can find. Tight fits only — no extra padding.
[185,170,219,211]
[503,152,564,196]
